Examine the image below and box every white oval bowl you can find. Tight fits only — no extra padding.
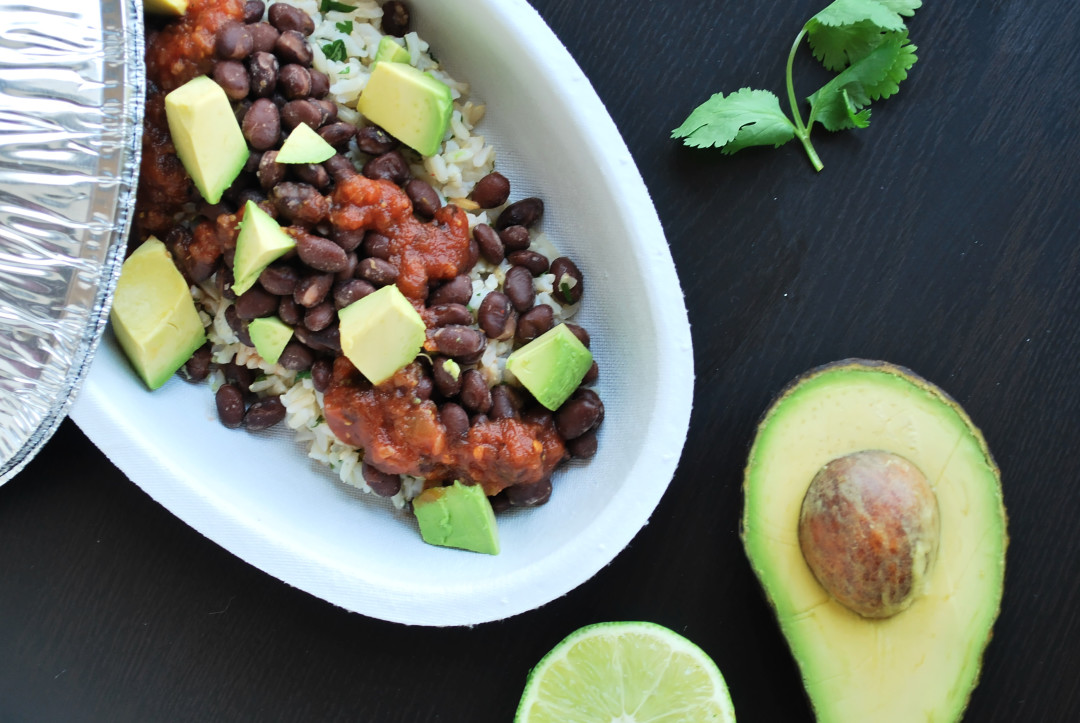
[72,0,693,626]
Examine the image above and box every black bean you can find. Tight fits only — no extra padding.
[357,257,398,286]
[440,402,469,438]
[268,3,314,35]
[506,478,552,508]
[495,197,544,230]
[244,395,286,430]
[223,361,256,394]
[582,360,599,385]
[234,287,279,319]
[278,295,302,325]
[324,154,357,183]
[489,385,522,421]
[414,374,434,401]
[473,223,504,265]
[213,59,250,100]
[318,121,357,149]
[470,413,489,427]
[218,266,237,300]
[567,428,598,459]
[499,224,530,252]
[277,341,313,371]
[459,369,491,414]
[381,0,410,36]
[471,171,510,209]
[295,232,348,272]
[362,462,401,497]
[503,265,535,312]
[242,151,263,175]
[469,236,481,268]
[243,0,265,24]
[405,179,441,218]
[304,301,335,332]
[356,125,398,155]
[216,21,254,60]
[255,149,285,190]
[248,22,279,53]
[427,325,486,360]
[362,231,392,260]
[294,272,334,307]
[331,227,365,253]
[311,358,333,393]
[362,150,410,184]
[334,278,375,309]
[504,250,546,276]
[295,324,341,354]
[247,51,279,97]
[270,182,329,225]
[281,99,324,130]
[309,69,330,98]
[313,99,337,124]
[277,63,311,99]
[183,344,213,382]
[336,252,358,282]
[216,384,246,428]
[555,388,603,440]
[478,291,516,340]
[427,303,473,328]
[516,304,554,344]
[489,491,511,513]
[550,256,584,304]
[427,274,471,306]
[224,305,253,346]
[274,29,313,65]
[561,322,589,348]
[433,357,462,397]
[242,98,281,150]
[293,162,331,191]
[258,263,298,295]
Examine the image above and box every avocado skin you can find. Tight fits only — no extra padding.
[741,358,1008,723]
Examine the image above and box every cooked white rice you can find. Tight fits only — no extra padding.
[193,2,579,506]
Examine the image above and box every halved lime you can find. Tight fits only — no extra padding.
[515,621,736,723]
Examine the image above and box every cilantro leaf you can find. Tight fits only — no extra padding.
[672,88,796,153]
[874,0,922,17]
[320,0,354,12]
[807,0,907,33]
[336,20,354,34]
[321,39,348,63]
[808,19,888,71]
[807,31,917,131]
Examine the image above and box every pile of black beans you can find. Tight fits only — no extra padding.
[166,1,601,509]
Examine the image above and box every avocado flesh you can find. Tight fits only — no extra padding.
[742,360,1006,723]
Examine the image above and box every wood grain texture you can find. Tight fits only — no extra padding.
[2,0,1079,720]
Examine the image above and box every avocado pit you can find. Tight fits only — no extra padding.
[798,449,940,618]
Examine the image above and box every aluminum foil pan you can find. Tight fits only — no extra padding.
[0,0,144,482]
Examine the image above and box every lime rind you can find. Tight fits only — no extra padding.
[515,621,736,723]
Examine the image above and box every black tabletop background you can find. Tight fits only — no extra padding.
[3,0,1079,720]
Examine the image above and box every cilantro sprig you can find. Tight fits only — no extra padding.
[672,0,920,171]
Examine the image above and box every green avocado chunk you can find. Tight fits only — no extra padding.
[413,481,500,555]
[164,75,248,204]
[356,60,452,157]
[506,323,593,411]
[275,122,337,164]
[374,35,411,64]
[741,359,1007,723]
[110,237,206,390]
[232,201,297,296]
[248,316,293,365]
[338,284,426,385]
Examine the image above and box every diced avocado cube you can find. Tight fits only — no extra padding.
[413,481,500,555]
[110,237,206,390]
[374,36,411,64]
[232,201,297,296]
[248,316,293,365]
[164,76,248,204]
[339,284,426,385]
[275,122,337,164]
[356,61,452,157]
[506,323,593,411]
[144,0,187,15]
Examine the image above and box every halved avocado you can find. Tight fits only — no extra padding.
[742,359,1007,723]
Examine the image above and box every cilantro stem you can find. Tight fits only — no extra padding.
[785,27,824,172]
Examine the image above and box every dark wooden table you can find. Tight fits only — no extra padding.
[3,0,1078,720]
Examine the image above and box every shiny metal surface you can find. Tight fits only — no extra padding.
[0,0,144,482]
